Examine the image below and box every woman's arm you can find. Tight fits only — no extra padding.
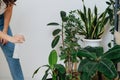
[1,5,14,45]
[0,31,25,43]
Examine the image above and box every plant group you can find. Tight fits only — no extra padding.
[32,0,120,80]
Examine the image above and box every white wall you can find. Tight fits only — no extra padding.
[0,0,111,80]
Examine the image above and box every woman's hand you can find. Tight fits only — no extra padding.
[11,34,25,43]
[0,31,8,45]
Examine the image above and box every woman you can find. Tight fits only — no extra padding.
[0,0,24,80]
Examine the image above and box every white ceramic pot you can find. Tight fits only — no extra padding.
[83,39,102,47]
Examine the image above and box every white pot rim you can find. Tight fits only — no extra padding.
[83,38,102,42]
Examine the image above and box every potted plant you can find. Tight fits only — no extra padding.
[32,9,120,80]
[47,10,81,80]
[33,10,82,80]
[77,0,110,47]
[77,45,120,80]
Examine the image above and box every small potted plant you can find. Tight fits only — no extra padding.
[77,0,110,47]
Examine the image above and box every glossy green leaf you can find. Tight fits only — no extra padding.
[98,58,117,79]
[54,64,66,74]
[84,46,104,57]
[81,72,90,80]
[78,59,98,78]
[60,11,67,22]
[103,45,120,59]
[52,29,61,36]
[49,50,58,68]
[47,22,60,26]
[77,49,97,59]
[51,35,60,48]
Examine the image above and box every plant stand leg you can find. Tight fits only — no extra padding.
[98,72,102,80]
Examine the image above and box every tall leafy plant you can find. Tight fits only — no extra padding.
[47,11,82,80]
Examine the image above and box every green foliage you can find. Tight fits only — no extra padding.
[51,35,60,48]
[47,10,81,79]
[49,50,58,68]
[47,10,81,62]
[77,45,120,80]
[77,2,110,39]
[32,50,66,80]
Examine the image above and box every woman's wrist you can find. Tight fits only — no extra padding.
[3,28,8,33]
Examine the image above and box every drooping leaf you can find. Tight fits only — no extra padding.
[32,65,50,78]
[78,59,98,79]
[32,67,41,78]
[49,50,58,68]
[103,45,120,60]
[77,49,97,60]
[42,68,51,80]
[98,58,117,79]
[84,46,104,57]
[51,35,60,48]
[52,29,61,36]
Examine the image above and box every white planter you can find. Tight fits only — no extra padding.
[83,39,102,47]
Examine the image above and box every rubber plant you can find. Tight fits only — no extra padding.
[47,10,82,80]
[33,10,82,80]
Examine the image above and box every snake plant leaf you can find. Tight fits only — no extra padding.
[49,50,58,68]
[98,58,117,79]
[78,59,98,79]
[77,49,97,59]
[52,29,61,36]
[88,8,91,37]
[77,10,87,25]
[47,22,60,26]
[83,4,86,17]
[51,35,60,48]
[103,45,120,60]
[94,5,97,16]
